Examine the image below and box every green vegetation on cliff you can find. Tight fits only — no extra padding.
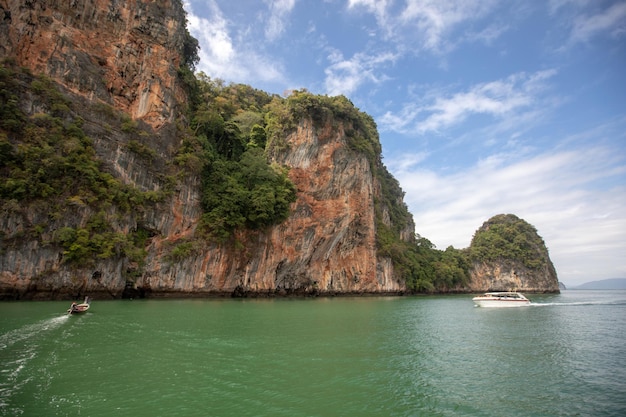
[378,229,470,292]
[0,63,156,270]
[0,62,299,268]
[264,88,381,164]
[469,213,549,270]
[200,146,296,240]
[177,74,298,240]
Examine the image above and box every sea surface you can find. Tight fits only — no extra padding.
[1,290,625,416]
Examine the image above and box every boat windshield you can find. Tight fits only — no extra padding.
[484,293,524,298]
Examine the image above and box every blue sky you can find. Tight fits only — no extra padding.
[183,0,626,287]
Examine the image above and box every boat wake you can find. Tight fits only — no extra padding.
[0,315,71,412]
[530,300,626,307]
[0,315,69,351]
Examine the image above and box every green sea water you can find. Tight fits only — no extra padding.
[1,291,625,416]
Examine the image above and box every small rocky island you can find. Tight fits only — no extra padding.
[467,214,560,293]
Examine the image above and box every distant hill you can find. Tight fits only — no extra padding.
[572,278,626,290]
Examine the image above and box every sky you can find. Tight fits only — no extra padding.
[182,0,626,287]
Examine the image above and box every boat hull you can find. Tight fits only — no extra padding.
[68,303,90,314]
[472,299,530,308]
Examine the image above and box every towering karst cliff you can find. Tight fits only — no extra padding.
[0,0,414,299]
[0,1,558,299]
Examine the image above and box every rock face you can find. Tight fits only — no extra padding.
[0,0,409,299]
[0,0,188,128]
[138,117,405,297]
[467,214,559,293]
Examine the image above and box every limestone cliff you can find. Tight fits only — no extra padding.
[467,214,559,293]
[0,0,411,299]
[137,116,406,297]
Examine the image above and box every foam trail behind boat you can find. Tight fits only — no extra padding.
[0,315,70,405]
[0,315,69,350]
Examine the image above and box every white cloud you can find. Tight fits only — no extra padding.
[379,70,557,134]
[264,0,297,41]
[324,50,397,96]
[185,1,233,62]
[399,0,499,52]
[386,142,626,286]
[548,0,591,14]
[347,0,392,30]
[465,23,510,45]
[347,0,505,53]
[184,1,285,84]
[569,2,626,44]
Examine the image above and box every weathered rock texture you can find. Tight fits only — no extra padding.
[0,83,406,298]
[0,0,188,128]
[468,261,558,293]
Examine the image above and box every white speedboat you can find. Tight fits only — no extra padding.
[472,292,530,307]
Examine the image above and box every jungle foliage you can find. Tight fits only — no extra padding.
[179,73,297,241]
[469,214,548,270]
